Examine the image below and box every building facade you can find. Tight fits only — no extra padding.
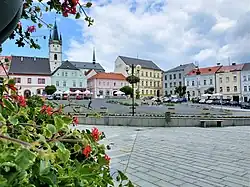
[8,56,51,97]
[87,72,128,98]
[215,63,244,101]
[163,63,195,96]
[241,63,250,102]
[185,66,221,98]
[114,56,162,97]
[52,60,86,92]
[0,56,12,77]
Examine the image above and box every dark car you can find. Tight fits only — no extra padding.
[222,100,230,106]
[230,101,240,107]
[212,99,221,105]
[241,102,250,109]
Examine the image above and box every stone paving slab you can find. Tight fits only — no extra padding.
[75,126,250,187]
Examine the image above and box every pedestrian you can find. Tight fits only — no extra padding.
[88,98,92,109]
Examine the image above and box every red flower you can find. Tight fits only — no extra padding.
[73,116,79,126]
[104,154,111,163]
[91,127,101,141]
[82,145,91,158]
[8,84,17,91]
[41,105,53,115]
[27,25,36,33]
[62,0,79,17]
[17,96,26,107]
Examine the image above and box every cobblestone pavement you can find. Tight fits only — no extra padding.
[75,126,250,187]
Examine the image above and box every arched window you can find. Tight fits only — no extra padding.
[54,54,57,60]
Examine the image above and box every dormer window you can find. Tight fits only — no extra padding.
[54,54,57,60]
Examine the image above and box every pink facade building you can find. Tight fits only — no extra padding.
[87,72,128,98]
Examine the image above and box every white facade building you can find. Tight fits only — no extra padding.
[241,63,250,102]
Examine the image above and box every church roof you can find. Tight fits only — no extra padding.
[70,61,105,72]
[51,21,59,41]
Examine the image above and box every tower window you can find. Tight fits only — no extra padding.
[54,54,57,60]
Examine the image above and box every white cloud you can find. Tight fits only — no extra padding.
[65,0,250,71]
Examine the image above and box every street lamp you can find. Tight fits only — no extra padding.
[125,64,141,116]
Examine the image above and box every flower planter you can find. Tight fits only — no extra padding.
[0,0,23,44]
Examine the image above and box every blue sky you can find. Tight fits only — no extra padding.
[2,0,250,72]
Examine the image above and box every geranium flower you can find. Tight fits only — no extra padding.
[91,127,101,141]
[27,25,36,33]
[104,154,111,163]
[8,84,17,91]
[17,96,26,107]
[41,105,53,115]
[82,145,91,158]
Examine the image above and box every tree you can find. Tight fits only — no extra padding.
[205,87,214,94]
[120,86,133,96]
[174,86,187,97]
[45,85,57,95]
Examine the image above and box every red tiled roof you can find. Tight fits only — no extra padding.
[88,72,126,80]
[187,66,222,76]
[217,64,244,73]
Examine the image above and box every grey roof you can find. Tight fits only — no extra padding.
[8,56,51,75]
[119,56,162,71]
[69,61,105,71]
[52,60,79,75]
[165,63,195,73]
[242,63,250,71]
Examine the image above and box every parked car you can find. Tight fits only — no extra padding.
[229,101,240,107]
[212,99,221,105]
[163,97,171,103]
[47,95,53,100]
[53,93,61,100]
[192,97,200,103]
[222,100,230,106]
[199,99,206,104]
[205,100,213,104]
[76,95,83,100]
[241,102,250,109]
[62,94,68,100]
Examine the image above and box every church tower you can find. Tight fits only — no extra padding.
[49,20,62,72]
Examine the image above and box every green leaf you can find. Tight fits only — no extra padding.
[39,160,51,175]
[118,170,128,181]
[44,128,52,138]
[55,142,66,151]
[3,99,15,112]
[38,23,43,28]
[75,12,81,19]
[56,149,70,163]
[8,116,18,125]
[54,116,64,131]
[74,144,81,152]
[0,113,6,124]
[47,124,56,134]
[62,116,72,125]
[126,181,134,187]
[15,149,36,170]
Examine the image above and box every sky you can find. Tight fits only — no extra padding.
[2,0,250,72]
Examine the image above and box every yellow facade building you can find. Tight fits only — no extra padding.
[114,56,163,96]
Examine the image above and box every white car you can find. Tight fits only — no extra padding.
[199,99,206,104]
[206,100,213,104]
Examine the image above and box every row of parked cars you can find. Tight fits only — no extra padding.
[163,97,187,103]
[192,97,250,109]
[46,94,91,100]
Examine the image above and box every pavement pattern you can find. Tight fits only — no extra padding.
[75,125,250,187]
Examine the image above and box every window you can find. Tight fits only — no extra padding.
[141,71,144,76]
[114,82,116,86]
[106,90,110,96]
[142,90,144,95]
[165,83,167,88]
[173,82,176,87]
[146,90,148,95]
[150,90,152,95]
[141,81,144,86]
[150,72,152,77]
[234,86,237,92]
[179,73,181,79]
[99,90,103,95]
[14,77,21,83]
[187,81,189,86]
[219,77,222,83]
[54,54,57,60]
[38,78,45,84]
[233,75,237,82]
[73,80,76,87]
[248,75,250,81]
[170,83,172,87]
[170,74,172,80]
[249,86,250,92]
[65,72,68,77]
[243,76,247,81]
[27,78,31,84]
[63,81,66,87]
[170,90,173,95]
[244,86,247,92]
[80,82,82,87]
[165,91,168,96]
[157,73,159,78]
[99,81,101,85]
[173,74,176,79]
[210,79,212,85]
[158,82,160,87]
[154,90,156,95]
[204,80,206,85]
[220,87,223,92]
[146,72,148,76]
[226,86,230,92]
[121,83,123,86]
[179,81,182,86]
[150,81,152,86]
[57,73,60,76]
[192,91,195,96]
[62,72,64,76]
[146,81,148,86]
[226,77,229,83]
[165,75,167,80]
[192,81,194,86]
[56,81,59,86]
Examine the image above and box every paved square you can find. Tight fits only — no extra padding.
[76,126,250,187]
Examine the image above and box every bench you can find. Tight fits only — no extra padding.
[200,120,224,128]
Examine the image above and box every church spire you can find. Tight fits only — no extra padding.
[51,20,59,41]
[92,47,96,64]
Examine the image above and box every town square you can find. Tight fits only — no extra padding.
[0,0,250,187]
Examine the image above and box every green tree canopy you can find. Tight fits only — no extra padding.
[120,86,133,96]
[45,85,57,95]
[174,86,187,97]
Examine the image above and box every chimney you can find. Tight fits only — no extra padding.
[92,47,96,64]
[217,62,220,66]
[232,62,236,66]
[20,57,23,62]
